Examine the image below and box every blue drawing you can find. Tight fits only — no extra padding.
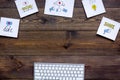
[56,8,61,12]
[56,8,59,12]
[103,29,111,34]
[49,7,55,12]
[3,21,13,32]
[63,8,67,13]
[49,0,68,13]
[6,21,12,26]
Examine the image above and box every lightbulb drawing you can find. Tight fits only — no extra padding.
[92,4,97,11]
[89,0,97,11]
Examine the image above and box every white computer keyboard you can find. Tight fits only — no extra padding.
[34,62,85,80]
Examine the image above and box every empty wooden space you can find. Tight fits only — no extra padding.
[0,0,120,80]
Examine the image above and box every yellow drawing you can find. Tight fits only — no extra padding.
[104,22,115,29]
[21,0,33,12]
[22,5,33,12]
[92,4,97,11]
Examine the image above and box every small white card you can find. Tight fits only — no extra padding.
[97,17,120,41]
[82,0,106,18]
[44,0,75,18]
[15,0,38,18]
[0,17,20,38]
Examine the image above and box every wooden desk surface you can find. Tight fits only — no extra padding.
[0,0,120,80]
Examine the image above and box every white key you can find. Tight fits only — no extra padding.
[44,73,47,76]
[67,77,72,80]
[54,73,57,76]
[53,77,55,79]
[48,74,51,76]
[59,77,62,80]
[64,74,67,77]
[73,77,76,80]
[71,74,74,77]
[68,74,71,77]
[56,77,59,80]
[35,66,38,69]
[35,63,38,67]
[81,71,84,74]
[58,74,60,77]
[75,74,78,77]
[35,70,39,73]
[79,68,84,71]
[61,74,64,77]
[62,77,65,80]
[66,77,69,80]
[51,74,54,76]
[35,77,42,79]
[64,71,67,73]
[49,77,51,79]
[35,73,40,76]
[41,73,44,76]
[76,78,83,80]
[78,74,83,77]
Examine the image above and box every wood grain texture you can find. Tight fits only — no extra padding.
[0,0,120,80]
[0,8,120,31]
[0,56,120,80]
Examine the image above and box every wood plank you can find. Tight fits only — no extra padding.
[0,56,120,80]
[0,8,120,31]
[0,0,120,8]
[0,31,120,56]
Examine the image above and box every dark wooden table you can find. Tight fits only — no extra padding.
[0,0,120,80]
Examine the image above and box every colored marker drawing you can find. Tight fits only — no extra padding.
[49,0,68,13]
[103,29,111,34]
[89,0,97,11]
[49,7,55,12]
[6,21,12,26]
[92,4,97,11]
[104,22,115,29]
[3,21,13,32]
[22,0,33,12]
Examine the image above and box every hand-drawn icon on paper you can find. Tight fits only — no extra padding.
[3,21,13,32]
[49,0,68,13]
[22,1,29,6]
[49,7,55,12]
[103,22,115,34]
[103,29,111,34]
[92,4,97,11]
[22,0,33,12]
[89,0,97,11]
